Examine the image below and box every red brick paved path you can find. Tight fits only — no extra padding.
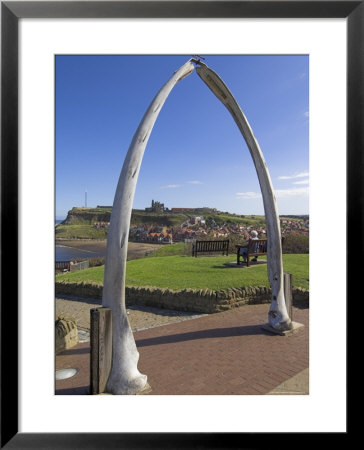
[56,304,308,395]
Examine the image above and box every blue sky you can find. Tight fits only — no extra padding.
[56,55,309,219]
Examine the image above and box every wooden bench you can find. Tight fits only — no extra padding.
[236,239,268,267]
[192,240,229,257]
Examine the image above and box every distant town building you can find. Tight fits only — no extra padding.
[190,216,206,226]
[145,200,167,213]
[93,222,110,228]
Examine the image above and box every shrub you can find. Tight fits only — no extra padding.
[73,257,105,267]
[88,257,106,267]
[282,233,309,254]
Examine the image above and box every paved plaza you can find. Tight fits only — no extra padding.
[56,299,308,395]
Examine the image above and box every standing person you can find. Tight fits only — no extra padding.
[239,230,259,263]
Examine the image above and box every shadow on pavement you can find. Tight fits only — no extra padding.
[56,294,101,305]
[57,347,90,356]
[136,324,273,347]
[56,386,90,395]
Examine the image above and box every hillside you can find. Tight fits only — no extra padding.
[58,207,191,227]
[56,206,308,241]
[56,206,270,240]
[58,207,268,227]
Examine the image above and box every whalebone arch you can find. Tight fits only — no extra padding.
[102,58,291,395]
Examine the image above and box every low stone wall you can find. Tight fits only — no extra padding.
[56,281,309,313]
[56,281,103,299]
[291,287,310,308]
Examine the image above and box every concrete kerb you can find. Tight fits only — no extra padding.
[267,368,309,395]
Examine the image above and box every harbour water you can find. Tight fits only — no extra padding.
[55,239,162,262]
[55,243,106,262]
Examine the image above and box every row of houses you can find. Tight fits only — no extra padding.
[129,216,309,244]
[129,221,263,243]
[280,219,309,235]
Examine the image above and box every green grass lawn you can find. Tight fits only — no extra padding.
[56,254,309,291]
[145,242,192,257]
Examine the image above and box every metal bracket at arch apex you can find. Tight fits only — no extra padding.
[190,55,207,66]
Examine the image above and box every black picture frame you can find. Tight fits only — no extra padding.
[1,1,357,447]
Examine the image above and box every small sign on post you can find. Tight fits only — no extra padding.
[90,307,113,394]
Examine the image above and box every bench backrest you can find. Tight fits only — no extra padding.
[195,240,229,252]
[192,239,229,256]
[247,239,267,254]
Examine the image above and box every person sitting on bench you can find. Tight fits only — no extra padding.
[239,230,259,263]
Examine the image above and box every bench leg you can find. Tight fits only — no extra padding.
[237,252,240,265]
[247,256,250,267]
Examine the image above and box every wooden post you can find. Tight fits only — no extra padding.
[90,307,113,395]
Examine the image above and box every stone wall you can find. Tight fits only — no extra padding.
[56,281,309,313]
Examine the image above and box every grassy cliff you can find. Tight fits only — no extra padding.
[55,207,191,239]
[61,207,112,225]
[56,208,110,239]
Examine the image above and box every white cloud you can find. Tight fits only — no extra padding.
[293,179,309,185]
[236,191,262,199]
[160,184,182,189]
[278,171,309,180]
[304,111,309,118]
[236,187,308,199]
[188,180,203,185]
[275,187,309,198]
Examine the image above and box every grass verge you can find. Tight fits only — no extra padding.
[56,254,309,291]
